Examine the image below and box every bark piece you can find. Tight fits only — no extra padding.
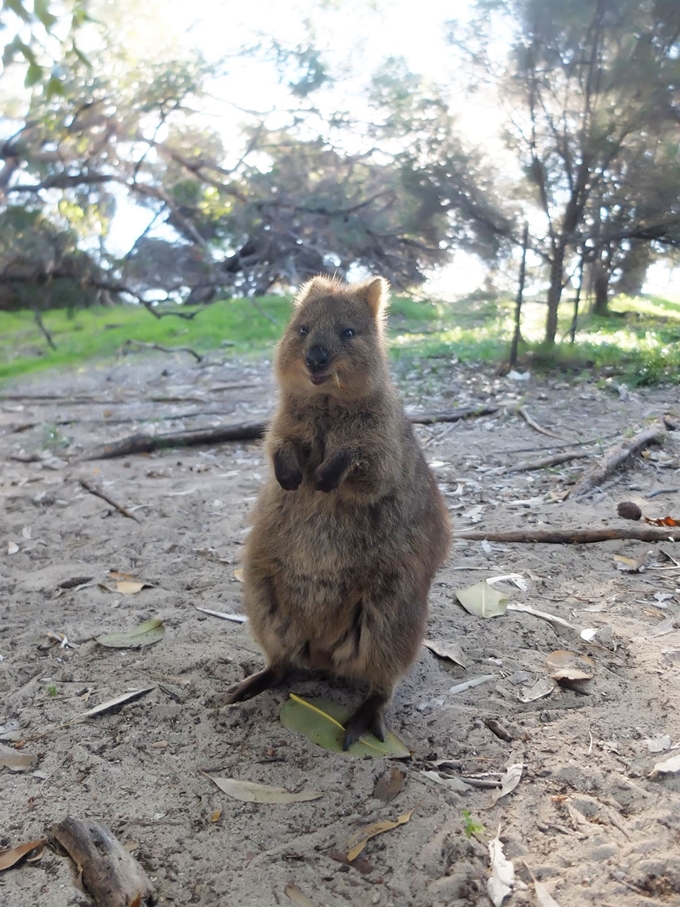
[50,818,155,907]
[569,422,666,499]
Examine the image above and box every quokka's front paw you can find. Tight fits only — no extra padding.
[314,463,342,493]
[273,450,303,490]
[276,466,303,491]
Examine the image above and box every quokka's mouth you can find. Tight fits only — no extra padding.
[309,373,330,386]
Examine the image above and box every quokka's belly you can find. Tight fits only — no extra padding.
[254,483,387,575]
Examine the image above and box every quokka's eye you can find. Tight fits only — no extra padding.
[298,325,308,336]
[343,328,355,339]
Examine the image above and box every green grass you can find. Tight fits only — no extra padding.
[1,291,679,386]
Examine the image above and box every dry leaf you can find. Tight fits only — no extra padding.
[490,763,523,806]
[524,863,564,907]
[82,687,155,718]
[449,674,495,695]
[195,606,248,623]
[284,883,315,907]
[420,770,472,793]
[518,677,554,703]
[423,639,468,668]
[96,618,165,649]
[346,807,416,861]
[545,651,594,683]
[645,734,671,753]
[487,573,528,592]
[614,553,650,573]
[649,753,680,777]
[649,616,676,638]
[372,767,405,803]
[102,571,152,595]
[210,809,222,823]
[7,541,19,555]
[507,602,574,629]
[0,839,46,872]
[0,752,37,772]
[234,568,245,582]
[644,515,679,527]
[455,581,507,619]
[487,832,514,906]
[206,776,323,804]
[534,879,563,907]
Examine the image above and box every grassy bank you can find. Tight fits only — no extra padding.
[0,292,678,385]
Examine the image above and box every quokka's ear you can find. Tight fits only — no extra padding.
[294,274,334,307]
[359,276,390,318]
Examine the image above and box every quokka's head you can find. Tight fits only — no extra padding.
[275,275,390,399]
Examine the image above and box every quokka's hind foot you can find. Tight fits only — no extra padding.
[224,665,287,704]
[342,691,388,751]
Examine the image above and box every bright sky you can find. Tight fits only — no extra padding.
[100,0,678,298]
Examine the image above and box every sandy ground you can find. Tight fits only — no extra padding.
[1,346,680,907]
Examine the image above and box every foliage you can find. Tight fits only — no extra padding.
[0,9,510,310]
[1,291,677,386]
[457,0,680,342]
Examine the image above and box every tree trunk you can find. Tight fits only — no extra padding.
[591,262,609,316]
[545,243,566,345]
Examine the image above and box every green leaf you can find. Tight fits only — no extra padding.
[4,0,31,23]
[279,693,410,758]
[95,618,165,649]
[25,61,43,88]
[34,0,57,29]
[455,580,508,619]
[45,75,64,99]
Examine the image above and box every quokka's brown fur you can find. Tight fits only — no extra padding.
[226,275,451,748]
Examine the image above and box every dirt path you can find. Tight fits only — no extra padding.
[1,350,679,907]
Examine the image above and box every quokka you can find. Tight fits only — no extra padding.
[226,275,451,748]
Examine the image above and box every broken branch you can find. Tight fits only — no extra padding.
[455,526,677,544]
[569,422,666,499]
[120,339,203,362]
[503,450,590,474]
[78,478,141,522]
[518,406,564,440]
[84,407,499,460]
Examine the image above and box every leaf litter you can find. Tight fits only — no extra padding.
[345,806,417,861]
[455,580,508,618]
[423,638,468,668]
[487,829,514,906]
[206,775,323,804]
[0,839,46,872]
[372,766,405,802]
[99,570,153,595]
[96,618,165,648]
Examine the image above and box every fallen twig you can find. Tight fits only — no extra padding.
[455,526,677,544]
[121,339,203,362]
[50,818,155,907]
[569,421,666,499]
[518,405,564,440]
[78,478,141,522]
[84,407,499,460]
[645,487,680,500]
[503,450,590,474]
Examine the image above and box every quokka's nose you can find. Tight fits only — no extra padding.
[305,345,329,372]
